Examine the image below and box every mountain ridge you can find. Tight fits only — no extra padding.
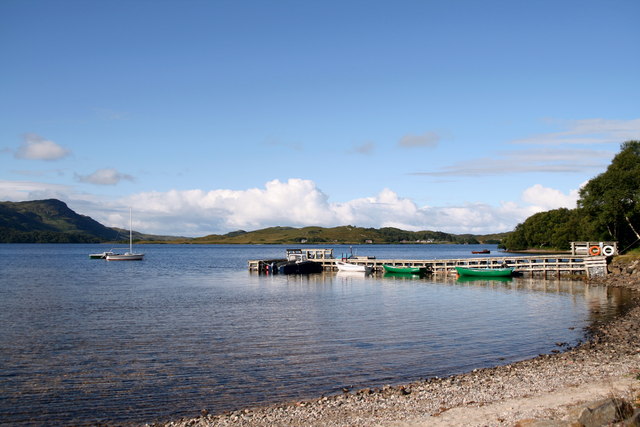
[0,199,510,244]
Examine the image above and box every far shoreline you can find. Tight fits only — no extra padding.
[502,248,571,254]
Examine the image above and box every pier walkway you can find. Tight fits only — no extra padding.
[248,249,610,278]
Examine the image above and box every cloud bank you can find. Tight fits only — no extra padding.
[32,178,574,237]
[0,177,578,237]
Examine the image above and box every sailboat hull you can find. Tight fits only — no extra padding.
[106,253,144,261]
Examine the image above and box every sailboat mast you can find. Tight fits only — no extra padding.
[129,207,133,253]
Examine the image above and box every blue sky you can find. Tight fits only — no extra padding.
[1,0,639,237]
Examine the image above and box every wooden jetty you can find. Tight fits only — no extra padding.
[248,248,611,278]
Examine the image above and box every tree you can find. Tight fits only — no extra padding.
[501,208,588,250]
[578,140,640,250]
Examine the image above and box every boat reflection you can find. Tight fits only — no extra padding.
[383,271,426,279]
[456,275,513,283]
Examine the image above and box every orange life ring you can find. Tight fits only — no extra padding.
[589,245,601,256]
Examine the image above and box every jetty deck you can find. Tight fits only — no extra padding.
[248,250,610,278]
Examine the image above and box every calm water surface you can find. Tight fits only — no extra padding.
[0,244,631,425]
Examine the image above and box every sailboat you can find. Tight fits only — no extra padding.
[106,208,144,261]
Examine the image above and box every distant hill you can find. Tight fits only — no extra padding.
[190,225,510,245]
[0,199,176,243]
[111,228,182,243]
[0,199,120,243]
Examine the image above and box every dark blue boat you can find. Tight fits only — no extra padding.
[276,249,323,274]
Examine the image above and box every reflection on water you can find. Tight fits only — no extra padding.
[0,244,633,425]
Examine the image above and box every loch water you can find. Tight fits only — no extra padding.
[0,244,631,425]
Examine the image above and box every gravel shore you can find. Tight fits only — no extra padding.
[154,265,640,427]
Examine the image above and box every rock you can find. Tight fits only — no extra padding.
[624,409,640,426]
[577,397,634,427]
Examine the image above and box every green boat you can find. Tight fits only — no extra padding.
[383,264,428,274]
[455,266,514,277]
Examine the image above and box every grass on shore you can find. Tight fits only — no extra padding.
[618,247,640,260]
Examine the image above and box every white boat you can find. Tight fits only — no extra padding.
[106,252,144,261]
[335,260,373,274]
[106,209,144,261]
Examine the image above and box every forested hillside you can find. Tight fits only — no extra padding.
[502,141,640,252]
[0,199,118,243]
[191,225,508,245]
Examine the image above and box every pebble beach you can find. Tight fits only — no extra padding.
[154,258,640,427]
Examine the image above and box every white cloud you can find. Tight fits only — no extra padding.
[75,168,135,185]
[521,183,580,210]
[398,131,440,148]
[114,180,575,236]
[15,133,70,160]
[0,178,582,237]
[123,179,337,234]
[332,188,420,230]
[133,181,584,236]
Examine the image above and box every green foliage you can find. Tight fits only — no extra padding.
[503,141,640,252]
[0,227,101,243]
[578,140,640,250]
[192,225,508,245]
[0,199,184,243]
[453,234,481,244]
[502,208,588,250]
[0,199,117,241]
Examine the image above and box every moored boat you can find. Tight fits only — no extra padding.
[105,208,144,261]
[106,252,145,261]
[382,264,428,274]
[455,266,514,277]
[335,261,373,274]
[471,249,491,254]
[89,251,115,259]
[276,249,323,274]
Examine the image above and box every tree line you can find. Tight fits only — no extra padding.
[502,140,640,252]
[0,228,102,243]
